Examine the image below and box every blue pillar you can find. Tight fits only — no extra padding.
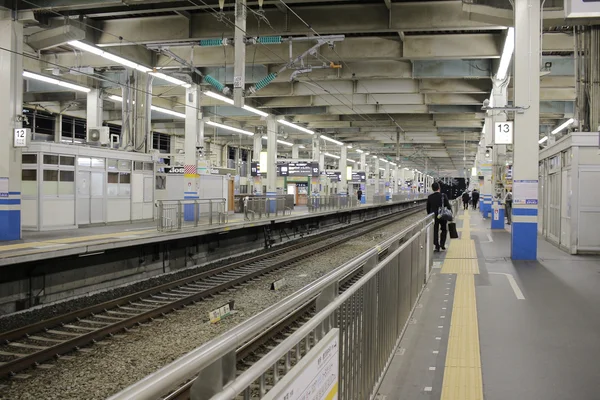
[481,195,492,218]
[511,207,538,260]
[491,200,505,229]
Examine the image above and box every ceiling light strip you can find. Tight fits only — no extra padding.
[320,134,343,146]
[207,120,254,136]
[23,71,91,93]
[278,119,314,135]
[551,118,574,134]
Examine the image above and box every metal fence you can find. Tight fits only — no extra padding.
[109,214,434,400]
[306,195,359,212]
[243,196,293,221]
[156,199,228,232]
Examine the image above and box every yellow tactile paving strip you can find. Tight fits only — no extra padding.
[440,209,484,400]
[440,259,480,275]
[445,239,478,259]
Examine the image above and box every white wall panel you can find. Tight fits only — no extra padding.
[107,198,130,222]
[43,199,75,227]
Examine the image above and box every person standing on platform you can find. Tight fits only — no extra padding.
[462,191,470,210]
[357,189,362,203]
[427,182,452,252]
[504,191,513,225]
[472,189,480,210]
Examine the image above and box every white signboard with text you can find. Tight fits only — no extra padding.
[263,328,339,400]
[13,128,30,148]
[494,122,513,145]
[513,179,538,205]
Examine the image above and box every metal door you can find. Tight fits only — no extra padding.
[77,171,91,225]
[547,172,561,244]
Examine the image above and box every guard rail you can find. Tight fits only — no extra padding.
[156,199,228,232]
[243,196,292,221]
[306,194,359,212]
[109,213,434,400]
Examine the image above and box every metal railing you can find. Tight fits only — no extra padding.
[109,214,434,400]
[156,199,228,232]
[243,196,292,221]
[373,194,387,204]
[306,195,359,212]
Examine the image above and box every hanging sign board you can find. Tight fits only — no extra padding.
[349,171,366,183]
[251,162,262,177]
[263,328,339,400]
[494,121,513,145]
[323,170,341,182]
[278,161,320,177]
[513,179,538,205]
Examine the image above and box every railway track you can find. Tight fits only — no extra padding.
[0,203,424,380]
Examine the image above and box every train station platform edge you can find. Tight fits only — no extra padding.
[377,208,600,400]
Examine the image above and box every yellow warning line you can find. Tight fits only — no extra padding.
[440,209,483,400]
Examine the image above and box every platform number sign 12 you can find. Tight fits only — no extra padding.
[494,121,513,145]
[13,128,30,148]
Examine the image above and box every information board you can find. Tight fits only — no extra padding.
[349,171,366,183]
[251,162,262,177]
[513,179,538,205]
[494,121,513,145]
[278,161,319,177]
[263,328,339,400]
[323,171,341,182]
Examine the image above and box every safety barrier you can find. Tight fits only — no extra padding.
[156,199,228,232]
[306,194,359,212]
[109,213,434,400]
[243,196,293,221]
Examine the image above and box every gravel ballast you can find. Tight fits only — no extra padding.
[0,213,426,400]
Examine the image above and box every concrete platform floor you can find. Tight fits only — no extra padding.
[378,208,600,400]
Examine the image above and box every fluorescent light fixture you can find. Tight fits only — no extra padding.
[261,135,294,147]
[242,105,269,117]
[379,168,385,171]
[321,134,344,146]
[538,136,548,144]
[23,71,90,93]
[365,152,370,155]
[356,149,364,153]
[206,120,254,136]
[389,162,397,166]
[149,72,191,88]
[379,157,387,162]
[204,91,234,105]
[347,159,356,163]
[109,95,124,102]
[404,167,410,170]
[324,152,340,159]
[278,119,314,135]
[347,144,353,148]
[68,40,103,56]
[372,155,378,159]
[68,40,153,75]
[151,105,185,119]
[551,118,574,134]
[496,27,515,81]
[472,167,477,176]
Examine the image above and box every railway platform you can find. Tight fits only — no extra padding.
[377,208,600,400]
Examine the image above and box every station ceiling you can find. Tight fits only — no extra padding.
[7,0,576,174]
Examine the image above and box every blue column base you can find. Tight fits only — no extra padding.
[0,209,21,241]
[266,192,277,213]
[361,195,366,204]
[184,193,199,222]
[511,222,538,260]
[491,208,505,229]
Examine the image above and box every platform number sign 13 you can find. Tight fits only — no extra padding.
[13,128,30,148]
[494,121,513,145]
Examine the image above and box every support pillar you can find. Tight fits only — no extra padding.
[512,0,540,260]
[291,144,299,159]
[252,132,262,194]
[86,88,103,134]
[266,117,278,210]
[0,14,23,240]
[184,86,202,220]
[233,0,246,108]
[339,146,347,195]
[374,157,380,193]
[360,153,366,172]
[132,72,150,151]
[54,113,62,143]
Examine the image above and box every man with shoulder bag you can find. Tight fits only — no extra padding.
[426,182,453,252]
